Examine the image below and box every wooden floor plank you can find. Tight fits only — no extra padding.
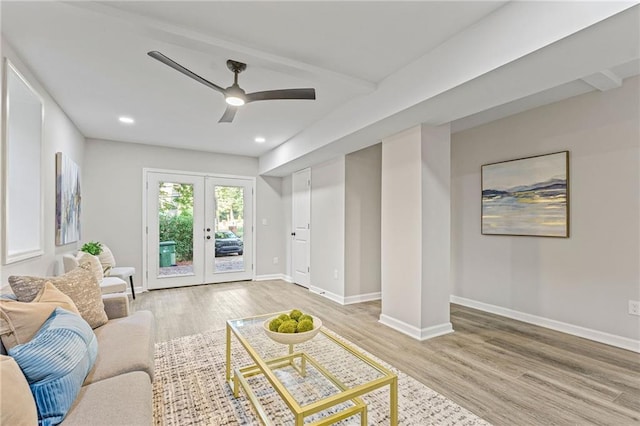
[133,280,640,425]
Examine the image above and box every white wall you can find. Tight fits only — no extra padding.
[345,144,381,298]
[451,76,640,343]
[82,138,285,288]
[310,157,345,298]
[381,127,423,328]
[1,40,85,287]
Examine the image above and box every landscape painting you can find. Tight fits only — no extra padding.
[482,151,569,237]
[55,152,81,245]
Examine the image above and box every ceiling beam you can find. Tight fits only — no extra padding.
[63,1,376,92]
[581,70,623,91]
[259,2,639,176]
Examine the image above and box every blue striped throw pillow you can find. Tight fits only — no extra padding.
[8,307,98,426]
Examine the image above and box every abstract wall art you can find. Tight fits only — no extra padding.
[55,152,81,245]
[481,151,569,237]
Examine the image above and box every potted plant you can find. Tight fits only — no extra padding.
[80,241,103,256]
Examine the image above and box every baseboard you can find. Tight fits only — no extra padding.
[309,286,345,304]
[309,287,382,306]
[379,314,453,341]
[450,295,640,353]
[344,292,381,305]
[254,274,292,282]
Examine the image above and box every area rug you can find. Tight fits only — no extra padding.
[153,328,491,425]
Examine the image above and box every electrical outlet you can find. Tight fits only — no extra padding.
[273,257,279,264]
[629,300,640,316]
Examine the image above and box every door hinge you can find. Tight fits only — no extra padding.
[307,179,311,187]
[307,266,310,272]
[146,226,148,234]
[146,181,148,190]
[307,223,310,229]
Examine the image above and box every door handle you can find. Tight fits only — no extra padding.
[206,236,211,239]
[206,228,211,232]
[291,232,296,236]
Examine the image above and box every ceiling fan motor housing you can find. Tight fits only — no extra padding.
[227,60,247,74]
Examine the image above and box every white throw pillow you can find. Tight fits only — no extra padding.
[97,245,116,276]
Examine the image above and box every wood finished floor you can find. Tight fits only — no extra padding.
[133,280,640,425]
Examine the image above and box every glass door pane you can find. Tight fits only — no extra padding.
[204,177,253,283]
[214,185,245,273]
[146,172,204,290]
[158,182,194,277]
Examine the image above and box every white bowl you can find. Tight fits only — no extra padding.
[263,316,323,345]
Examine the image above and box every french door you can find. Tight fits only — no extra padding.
[145,171,253,290]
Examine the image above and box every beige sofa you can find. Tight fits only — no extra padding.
[1,293,155,425]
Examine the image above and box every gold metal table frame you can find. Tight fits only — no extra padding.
[226,312,398,426]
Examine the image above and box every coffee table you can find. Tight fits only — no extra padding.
[226,312,398,425]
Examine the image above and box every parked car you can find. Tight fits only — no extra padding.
[214,230,243,256]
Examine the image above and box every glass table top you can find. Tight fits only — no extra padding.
[227,312,394,414]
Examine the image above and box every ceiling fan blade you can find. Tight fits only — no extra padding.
[245,88,316,103]
[218,105,238,123]
[148,51,226,95]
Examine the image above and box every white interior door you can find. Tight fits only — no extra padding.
[145,171,253,290]
[292,168,311,287]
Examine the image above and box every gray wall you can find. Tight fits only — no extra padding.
[82,138,285,287]
[345,144,382,297]
[256,176,286,276]
[451,75,640,341]
[1,40,85,287]
[310,158,345,297]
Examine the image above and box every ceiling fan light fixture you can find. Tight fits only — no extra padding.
[225,84,246,106]
[225,96,245,106]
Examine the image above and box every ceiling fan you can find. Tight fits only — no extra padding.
[148,51,316,123]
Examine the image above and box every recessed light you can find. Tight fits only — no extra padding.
[255,137,266,143]
[119,116,135,124]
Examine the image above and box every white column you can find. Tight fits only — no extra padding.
[380,124,453,340]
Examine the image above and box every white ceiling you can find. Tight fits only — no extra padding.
[1,1,639,175]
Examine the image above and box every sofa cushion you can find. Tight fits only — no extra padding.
[9,265,108,329]
[0,282,80,350]
[62,371,151,426]
[1,355,38,426]
[85,310,155,384]
[100,276,127,295]
[9,307,98,426]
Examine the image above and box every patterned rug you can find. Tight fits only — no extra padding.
[153,328,491,425]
